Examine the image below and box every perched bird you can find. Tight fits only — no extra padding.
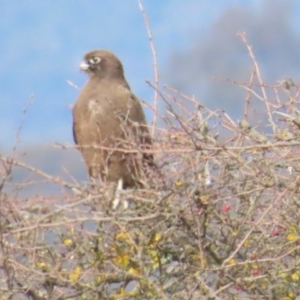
[72,50,152,188]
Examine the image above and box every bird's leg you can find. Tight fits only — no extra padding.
[112,178,127,209]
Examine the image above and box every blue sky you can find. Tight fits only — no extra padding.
[1,0,299,152]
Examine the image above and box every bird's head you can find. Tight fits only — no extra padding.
[80,50,125,80]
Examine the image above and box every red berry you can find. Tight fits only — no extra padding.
[222,204,230,212]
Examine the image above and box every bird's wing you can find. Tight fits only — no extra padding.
[129,93,152,143]
[127,93,154,166]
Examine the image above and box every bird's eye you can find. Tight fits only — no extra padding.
[89,57,101,64]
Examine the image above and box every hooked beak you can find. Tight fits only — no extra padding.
[80,61,89,71]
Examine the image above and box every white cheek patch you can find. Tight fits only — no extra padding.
[88,99,103,116]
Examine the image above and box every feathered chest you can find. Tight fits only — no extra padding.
[76,81,133,119]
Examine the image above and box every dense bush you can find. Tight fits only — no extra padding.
[1,36,300,300]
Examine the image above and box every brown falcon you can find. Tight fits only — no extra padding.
[72,50,152,188]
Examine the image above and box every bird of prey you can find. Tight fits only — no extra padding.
[72,50,152,188]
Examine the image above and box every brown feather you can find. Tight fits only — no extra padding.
[73,50,152,188]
